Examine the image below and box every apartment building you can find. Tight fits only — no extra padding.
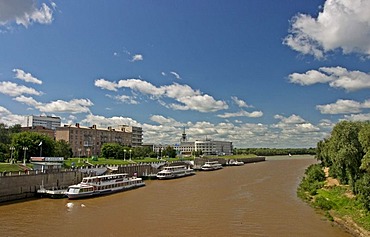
[55,124,142,157]
[26,115,61,130]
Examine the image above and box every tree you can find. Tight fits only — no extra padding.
[326,121,364,187]
[54,140,73,159]
[11,132,55,162]
[101,143,123,159]
[163,146,177,158]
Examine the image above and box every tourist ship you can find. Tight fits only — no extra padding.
[65,173,145,199]
[156,165,195,179]
[201,161,223,171]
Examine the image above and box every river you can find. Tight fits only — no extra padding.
[0,155,352,237]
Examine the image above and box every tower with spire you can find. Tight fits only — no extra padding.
[180,126,187,142]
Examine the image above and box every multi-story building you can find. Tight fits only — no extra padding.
[26,115,61,130]
[194,139,233,156]
[55,123,142,157]
[21,126,55,139]
[117,125,143,147]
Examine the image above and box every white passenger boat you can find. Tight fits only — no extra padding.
[65,173,145,199]
[201,161,223,171]
[157,165,195,179]
[227,159,244,166]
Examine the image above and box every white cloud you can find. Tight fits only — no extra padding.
[13,95,42,107]
[131,54,143,62]
[344,113,370,121]
[81,114,141,128]
[0,0,55,28]
[13,95,93,114]
[170,71,181,80]
[284,0,370,59]
[98,79,228,113]
[289,66,370,91]
[0,81,42,96]
[274,114,306,124]
[40,98,93,114]
[13,69,42,84]
[217,110,263,118]
[316,99,370,114]
[94,78,118,91]
[231,96,252,108]
[0,105,27,125]
[112,95,138,104]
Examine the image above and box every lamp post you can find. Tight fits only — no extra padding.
[9,146,15,164]
[78,148,81,163]
[22,147,28,165]
[86,148,90,158]
[129,149,132,161]
[124,149,126,161]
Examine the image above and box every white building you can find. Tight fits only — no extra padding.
[26,115,61,130]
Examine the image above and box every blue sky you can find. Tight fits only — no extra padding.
[1,0,370,148]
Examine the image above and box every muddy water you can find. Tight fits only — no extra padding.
[0,156,352,237]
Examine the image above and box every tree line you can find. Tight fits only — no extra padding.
[316,120,370,210]
[234,147,316,156]
[0,123,72,162]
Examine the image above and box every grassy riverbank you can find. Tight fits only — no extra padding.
[298,164,370,236]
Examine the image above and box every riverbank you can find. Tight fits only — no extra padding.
[298,165,370,237]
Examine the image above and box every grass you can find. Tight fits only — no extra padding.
[0,163,25,172]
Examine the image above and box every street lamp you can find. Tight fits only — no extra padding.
[22,147,28,165]
[124,149,126,161]
[129,149,132,161]
[86,148,90,158]
[78,148,81,163]
[9,146,15,164]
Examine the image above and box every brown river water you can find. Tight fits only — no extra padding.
[0,156,353,237]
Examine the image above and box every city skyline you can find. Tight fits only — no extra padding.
[1,0,370,148]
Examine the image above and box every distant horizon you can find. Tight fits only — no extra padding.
[1,0,370,148]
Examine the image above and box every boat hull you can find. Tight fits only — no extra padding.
[66,183,145,199]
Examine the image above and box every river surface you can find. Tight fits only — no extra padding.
[0,156,353,237]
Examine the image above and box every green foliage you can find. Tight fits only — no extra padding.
[11,131,55,162]
[298,164,325,196]
[355,173,370,211]
[235,147,316,156]
[54,140,73,159]
[162,146,177,158]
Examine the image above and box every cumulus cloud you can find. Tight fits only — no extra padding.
[96,78,228,113]
[131,54,143,62]
[316,99,370,114]
[111,95,138,104]
[0,106,26,125]
[94,79,118,91]
[13,69,42,84]
[13,95,93,114]
[284,0,370,59]
[344,113,370,121]
[289,66,370,91]
[0,81,42,96]
[80,114,141,128]
[0,0,55,28]
[231,96,252,108]
[217,110,263,118]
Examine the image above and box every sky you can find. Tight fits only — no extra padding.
[1,0,370,148]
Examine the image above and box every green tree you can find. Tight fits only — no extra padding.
[11,132,55,162]
[101,143,123,159]
[163,146,177,158]
[326,121,364,187]
[54,140,73,159]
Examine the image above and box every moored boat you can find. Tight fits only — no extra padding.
[227,159,244,166]
[65,173,145,199]
[201,161,223,171]
[157,165,195,179]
